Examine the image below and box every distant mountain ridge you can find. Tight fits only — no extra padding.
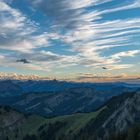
[0,87,108,116]
[16,80,140,93]
[0,80,23,97]
[0,79,139,96]
[0,80,139,117]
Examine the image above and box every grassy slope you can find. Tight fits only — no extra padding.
[2,108,103,140]
[46,110,101,135]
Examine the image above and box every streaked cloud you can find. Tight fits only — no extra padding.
[16,59,30,64]
[75,72,140,82]
[0,0,140,79]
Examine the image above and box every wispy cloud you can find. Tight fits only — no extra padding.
[101,0,140,14]
[0,0,140,77]
[74,72,140,82]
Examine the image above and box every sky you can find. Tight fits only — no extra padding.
[0,0,140,81]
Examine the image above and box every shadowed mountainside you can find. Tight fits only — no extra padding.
[1,90,140,140]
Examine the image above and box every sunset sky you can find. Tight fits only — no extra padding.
[0,0,140,81]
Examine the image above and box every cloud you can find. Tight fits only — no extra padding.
[110,50,140,60]
[0,72,44,80]
[16,59,30,64]
[0,1,34,52]
[101,0,140,14]
[0,1,50,53]
[0,53,45,71]
[28,0,140,69]
[106,64,133,70]
[30,0,111,29]
[0,0,140,75]
[74,72,140,82]
[102,67,108,70]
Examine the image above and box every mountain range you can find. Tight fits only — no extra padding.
[0,80,140,140]
[0,90,140,140]
[0,80,139,117]
[0,79,139,97]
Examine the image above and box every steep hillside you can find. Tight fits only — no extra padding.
[1,90,140,140]
[0,106,101,140]
[0,81,137,117]
[0,106,47,140]
[0,87,127,117]
[78,90,140,139]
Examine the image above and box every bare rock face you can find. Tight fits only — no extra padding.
[83,91,140,139]
[0,106,24,137]
[102,91,140,136]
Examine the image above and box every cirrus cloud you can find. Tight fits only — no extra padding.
[0,0,140,78]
